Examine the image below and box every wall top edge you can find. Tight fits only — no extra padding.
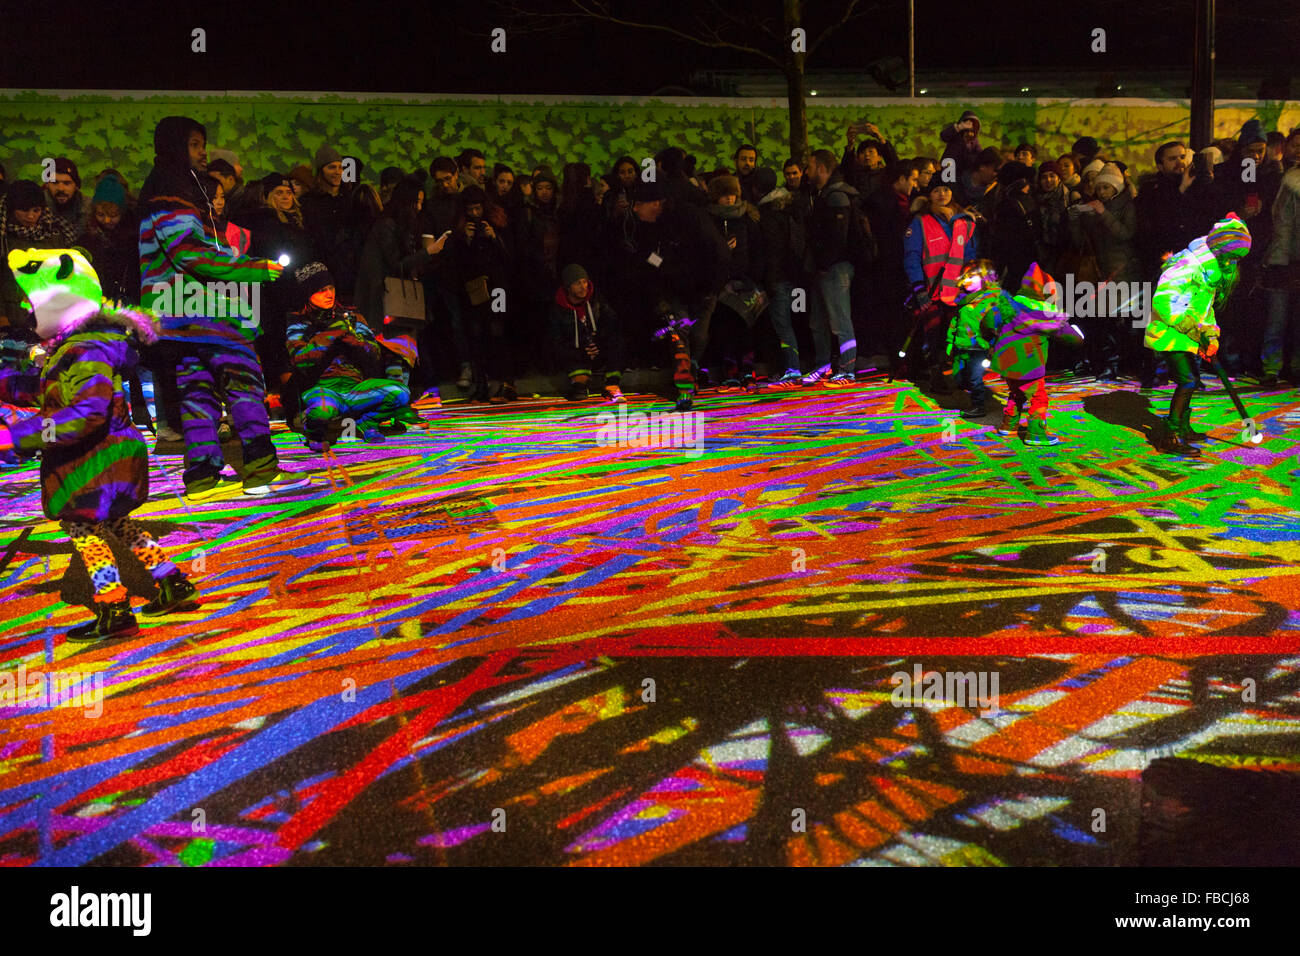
[1,89,1298,110]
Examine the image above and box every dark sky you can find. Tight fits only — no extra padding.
[1,0,1297,94]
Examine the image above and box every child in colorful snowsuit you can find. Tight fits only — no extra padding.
[987,262,1084,445]
[1146,214,1252,456]
[284,262,409,451]
[551,263,625,402]
[0,248,199,641]
[948,259,1018,418]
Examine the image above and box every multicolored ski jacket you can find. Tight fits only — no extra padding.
[989,294,1082,382]
[286,307,383,384]
[948,285,1019,352]
[138,195,281,344]
[1145,237,1224,354]
[0,320,149,523]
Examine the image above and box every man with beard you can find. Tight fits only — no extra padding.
[46,158,89,235]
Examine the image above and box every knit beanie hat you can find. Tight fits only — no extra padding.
[1037,160,1061,181]
[708,174,741,203]
[209,148,239,169]
[560,263,589,287]
[91,176,126,209]
[925,175,954,195]
[1095,163,1125,195]
[54,157,81,188]
[289,164,314,192]
[1072,136,1100,161]
[381,166,404,188]
[631,179,666,203]
[293,261,334,305]
[263,172,294,195]
[532,169,558,190]
[1081,158,1105,177]
[7,179,45,211]
[1206,213,1252,259]
[314,145,343,172]
[752,166,778,198]
[1237,119,1266,148]
[958,110,981,134]
[997,161,1031,187]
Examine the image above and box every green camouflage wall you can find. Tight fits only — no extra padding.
[2,91,1298,189]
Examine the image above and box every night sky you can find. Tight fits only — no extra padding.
[1,0,1297,94]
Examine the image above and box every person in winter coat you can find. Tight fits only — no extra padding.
[353,178,446,418]
[46,158,89,236]
[285,261,409,450]
[755,166,809,386]
[902,176,981,391]
[947,259,1018,419]
[137,115,308,502]
[602,156,640,223]
[75,176,141,306]
[1259,165,1300,384]
[1068,162,1140,379]
[986,262,1084,446]
[550,263,624,402]
[990,161,1041,296]
[1033,162,1070,276]
[0,248,199,641]
[454,185,514,402]
[704,174,762,386]
[939,111,984,205]
[1,180,79,366]
[801,150,862,387]
[1146,214,1252,456]
[557,163,604,283]
[299,145,357,299]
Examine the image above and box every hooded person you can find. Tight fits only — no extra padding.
[284,261,409,450]
[0,248,201,640]
[939,111,984,198]
[1145,214,1252,455]
[299,145,357,298]
[550,262,624,402]
[983,261,1084,445]
[137,115,311,501]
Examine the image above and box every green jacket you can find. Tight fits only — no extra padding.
[1146,237,1226,354]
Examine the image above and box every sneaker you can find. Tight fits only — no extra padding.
[183,477,242,504]
[66,600,139,642]
[800,365,831,387]
[996,411,1020,436]
[456,364,473,389]
[1024,419,1062,446]
[821,372,856,388]
[242,471,313,497]
[766,369,803,391]
[603,382,627,403]
[674,392,694,413]
[140,571,200,617]
[156,425,183,442]
[565,380,590,402]
[305,439,329,453]
[361,426,386,443]
[960,405,988,420]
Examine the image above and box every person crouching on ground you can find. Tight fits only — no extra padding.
[551,263,625,403]
[1146,213,1252,456]
[285,261,409,451]
[0,248,199,641]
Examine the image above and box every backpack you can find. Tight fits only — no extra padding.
[845,192,878,270]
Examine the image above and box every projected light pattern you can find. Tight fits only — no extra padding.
[1,374,1298,866]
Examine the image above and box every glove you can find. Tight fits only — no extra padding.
[905,284,927,313]
[584,342,600,359]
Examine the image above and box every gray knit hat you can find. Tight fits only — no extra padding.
[314,145,343,172]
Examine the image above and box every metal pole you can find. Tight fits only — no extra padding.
[909,0,916,99]
[1190,0,1215,148]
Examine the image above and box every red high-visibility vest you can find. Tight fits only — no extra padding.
[920,213,973,305]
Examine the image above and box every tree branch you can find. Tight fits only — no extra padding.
[809,0,873,56]
[560,0,784,66]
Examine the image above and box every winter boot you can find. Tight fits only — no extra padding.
[1023,418,1061,446]
[1155,416,1200,456]
[960,403,988,421]
[996,407,1021,436]
[66,600,139,642]
[1179,406,1211,442]
[141,571,200,617]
